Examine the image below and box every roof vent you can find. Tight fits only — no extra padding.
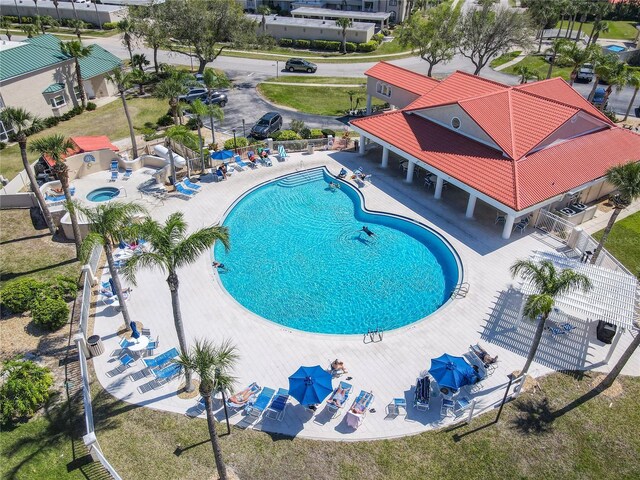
[451,117,461,129]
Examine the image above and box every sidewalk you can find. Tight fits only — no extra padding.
[494,52,527,71]
[580,199,640,235]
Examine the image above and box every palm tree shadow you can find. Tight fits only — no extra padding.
[509,397,555,435]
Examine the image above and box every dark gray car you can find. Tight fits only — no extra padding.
[285,58,317,73]
[250,112,283,139]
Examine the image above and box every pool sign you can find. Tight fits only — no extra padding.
[83,154,96,164]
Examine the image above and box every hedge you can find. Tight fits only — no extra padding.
[357,41,378,52]
[279,38,293,47]
[345,42,357,53]
[31,296,70,331]
[299,127,311,139]
[0,278,48,314]
[294,39,311,48]
[321,128,336,138]
[0,359,53,425]
[372,33,384,43]
[273,130,300,140]
[310,129,324,139]
[223,137,248,150]
[103,22,117,30]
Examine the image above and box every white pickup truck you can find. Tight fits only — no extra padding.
[576,63,594,83]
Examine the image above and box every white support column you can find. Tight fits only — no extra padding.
[82,264,97,286]
[405,161,415,183]
[366,94,372,115]
[74,333,90,356]
[434,176,444,199]
[381,147,389,168]
[502,214,516,239]
[604,327,623,364]
[465,194,477,219]
[358,136,366,155]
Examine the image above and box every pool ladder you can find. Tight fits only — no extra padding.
[363,326,384,344]
[450,282,470,299]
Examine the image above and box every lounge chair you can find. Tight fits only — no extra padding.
[175,183,198,197]
[147,362,181,388]
[186,397,207,417]
[441,398,455,417]
[123,167,133,180]
[265,388,289,421]
[183,178,201,190]
[118,353,136,370]
[245,386,275,417]
[277,145,288,161]
[345,390,374,429]
[111,160,119,171]
[109,171,118,182]
[413,375,430,411]
[326,381,352,417]
[213,169,226,182]
[233,155,248,170]
[226,382,261,410]
[143,347,179,370]
[469,343,498,374]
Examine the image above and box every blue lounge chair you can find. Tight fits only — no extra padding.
[326,381,352,417]
[109,171,118,182]
[413,375,430,411]
[265,388,289,421]
[278,145,288,160]
[123,167,133,180]
[111,160,119,171]
[175,183,197,197]
[233,155,248,170]
[345,390,374,429]
[245,386,275,417]
[143,347,179,369]
[226,382,261,411]
[152,362,181,381]
[183,178,201,190]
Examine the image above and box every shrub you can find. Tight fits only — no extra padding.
[0,359,53,425]
[223,137,248,150]
[299,127,311,139]
[102,21,117,30]
[86,102,97,111]
[143,121,157,130]
[0,278,48,314]
[185,117,199,130]
[61,112,73,121]
[311,39,328,50]
[43,116,60,128]
[255,34,277,50]
[48,276,78,302]
[294,39,311,48]
[273,129,300,140]
[143,131,164,142]
[345,42,357,53]
[2,16,19,23]
[70,106,84,115]
[279,38,293,47]
[157,114,174,127]
[0,142,5,150]
[357,41,378,52]
[381,28,391,36]
[321,128,336,138]
[326,41,341,51]
[289,119,305,133]
[309,128,324,139]
[31,296,69,331]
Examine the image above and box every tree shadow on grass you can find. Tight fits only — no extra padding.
[509,397,555,435]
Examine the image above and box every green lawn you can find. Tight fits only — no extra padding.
[0,97,168,181]
[555,20,639,41]
[502,54,573,82]
[265,76,366,85]
[490,51,522,68]
[257,84,384,116]
[593,210,640,276]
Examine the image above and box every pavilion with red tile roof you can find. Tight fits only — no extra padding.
[352,64,640,239]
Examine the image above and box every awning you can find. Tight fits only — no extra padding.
[517,251,638,329]
[42,83,64,94]
[43,136,119,167]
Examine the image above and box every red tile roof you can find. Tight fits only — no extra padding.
[43,136,119,167]
[364,62,439,96]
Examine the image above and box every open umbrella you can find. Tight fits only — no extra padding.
[210,150,235,162]
[428,353,476,391]
[288,365,333,406]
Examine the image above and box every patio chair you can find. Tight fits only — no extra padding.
[495,212,506,224]
[454,396,471,416]
[109,171,118,182]
[245,386,275,417]
[111,160,119,171]
[413,375,431,411]
[265,388,289,421]
[345,390,374,429]
[441,398,455,417]
[226,382,261,411]
[514,220,528,234]
[183,178,202,190]
[141,327,151,337]
[233,155,248,170]
[277,144,288,161]
[123,168,133,180]
[386,398,408,417]
[145,336,159,357]
[326,381,352,417]
[424,176,435,189]
[175,183,198,197]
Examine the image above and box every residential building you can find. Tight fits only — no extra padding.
[0,0,126,26]
[247,14,375,42]
[351,62,640,239]
[291,7,391,29]
[0,34,122,141]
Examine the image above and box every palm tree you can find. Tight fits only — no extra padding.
[77,202,147,328]
[564,43,594,86]
[189,99,221,173]
[588,20,609,47]
[69,0,78,20]
[165,125,199,182]
[175,339,238,480]
[52,0,61,24]
[60,40,93,108]
[202,68,230,145]
[122,213,231,392]
[545,38,569,80]
[510,259,592,375]
[131,53,149,73]
[67,19,86,40]
[598,62,628,112]
[106,68,138,159]
[92,0,102,30]
[590,161,640,265]
[130,69,148,96]
[0,17,12,41]
[257,5,271,34]
[154,69,189,125]
[573,0,590,43]
[336,17,353,54]
[346,89,358,110]
[33,0,40,19]
[514,64,538,84]
[622,71,640,122]
[29,135,82,256]
[21,24,38,38]
[587,52,619,103]
[117,18,136,66]
[0,108,55,234]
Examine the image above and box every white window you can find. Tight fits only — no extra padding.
[376,81,392,97]
[73,86,82,101]
[50,95,66,108]
[0,120,13,142]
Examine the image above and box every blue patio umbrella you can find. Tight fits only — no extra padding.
[130,321,141,339]
[288,365,333,406]
[428,353,476,391]
[210,150,235,162]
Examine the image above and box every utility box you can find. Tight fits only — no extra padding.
[307,143,314,154]
[596,320,616,344]
[87,335,105,357]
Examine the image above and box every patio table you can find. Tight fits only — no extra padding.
[127,335,149,353]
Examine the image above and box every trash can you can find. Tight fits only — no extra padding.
[307,143,314,154]
[87,335,105,357]
[596,320,616,344]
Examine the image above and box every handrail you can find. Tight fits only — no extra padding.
[451,282,470,299]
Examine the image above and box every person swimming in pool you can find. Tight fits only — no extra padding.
[361,226,375,237]
[212,261,227,271]
[329,182,340,189]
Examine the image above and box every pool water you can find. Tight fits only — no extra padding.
[606,45,625,52]
[86,187,120,202]
[214,169,461,334]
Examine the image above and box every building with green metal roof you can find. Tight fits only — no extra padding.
[0,34,122,141]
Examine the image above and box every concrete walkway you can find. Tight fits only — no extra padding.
[494,52,528,72]
[261,82,365,87]
[86,150,640,441]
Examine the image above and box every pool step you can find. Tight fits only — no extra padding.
[277,170,324,188]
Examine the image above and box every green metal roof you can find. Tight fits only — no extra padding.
[42,83,65,94]
[0,34,122,83]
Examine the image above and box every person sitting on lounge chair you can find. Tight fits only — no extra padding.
[338,168,347,179]
[328,386,347,407]
[331,359,348,375]
[216,166,227,180]
[228,384,259,405]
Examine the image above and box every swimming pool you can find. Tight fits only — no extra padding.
[214,168,461,334]
[86,187,120,202]
[606,45,625,53]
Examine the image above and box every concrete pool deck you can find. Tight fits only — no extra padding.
[88,149,640,441]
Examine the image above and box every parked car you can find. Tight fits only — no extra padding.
[178,88,208,103]
[250,112,283,139]
[592,87,607,108]
[202,91,228,107]
[285,58,317,73]
[576,63,594,83]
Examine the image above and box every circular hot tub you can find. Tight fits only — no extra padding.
[86,187,120,202]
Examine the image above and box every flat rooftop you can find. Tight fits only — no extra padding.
[0,0,124,12]
[246,14,375,31]
[291,7,391,21]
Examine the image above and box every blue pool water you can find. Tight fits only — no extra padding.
[606,45,625,52]
[86,187,120,202]
[214,169,461,334]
